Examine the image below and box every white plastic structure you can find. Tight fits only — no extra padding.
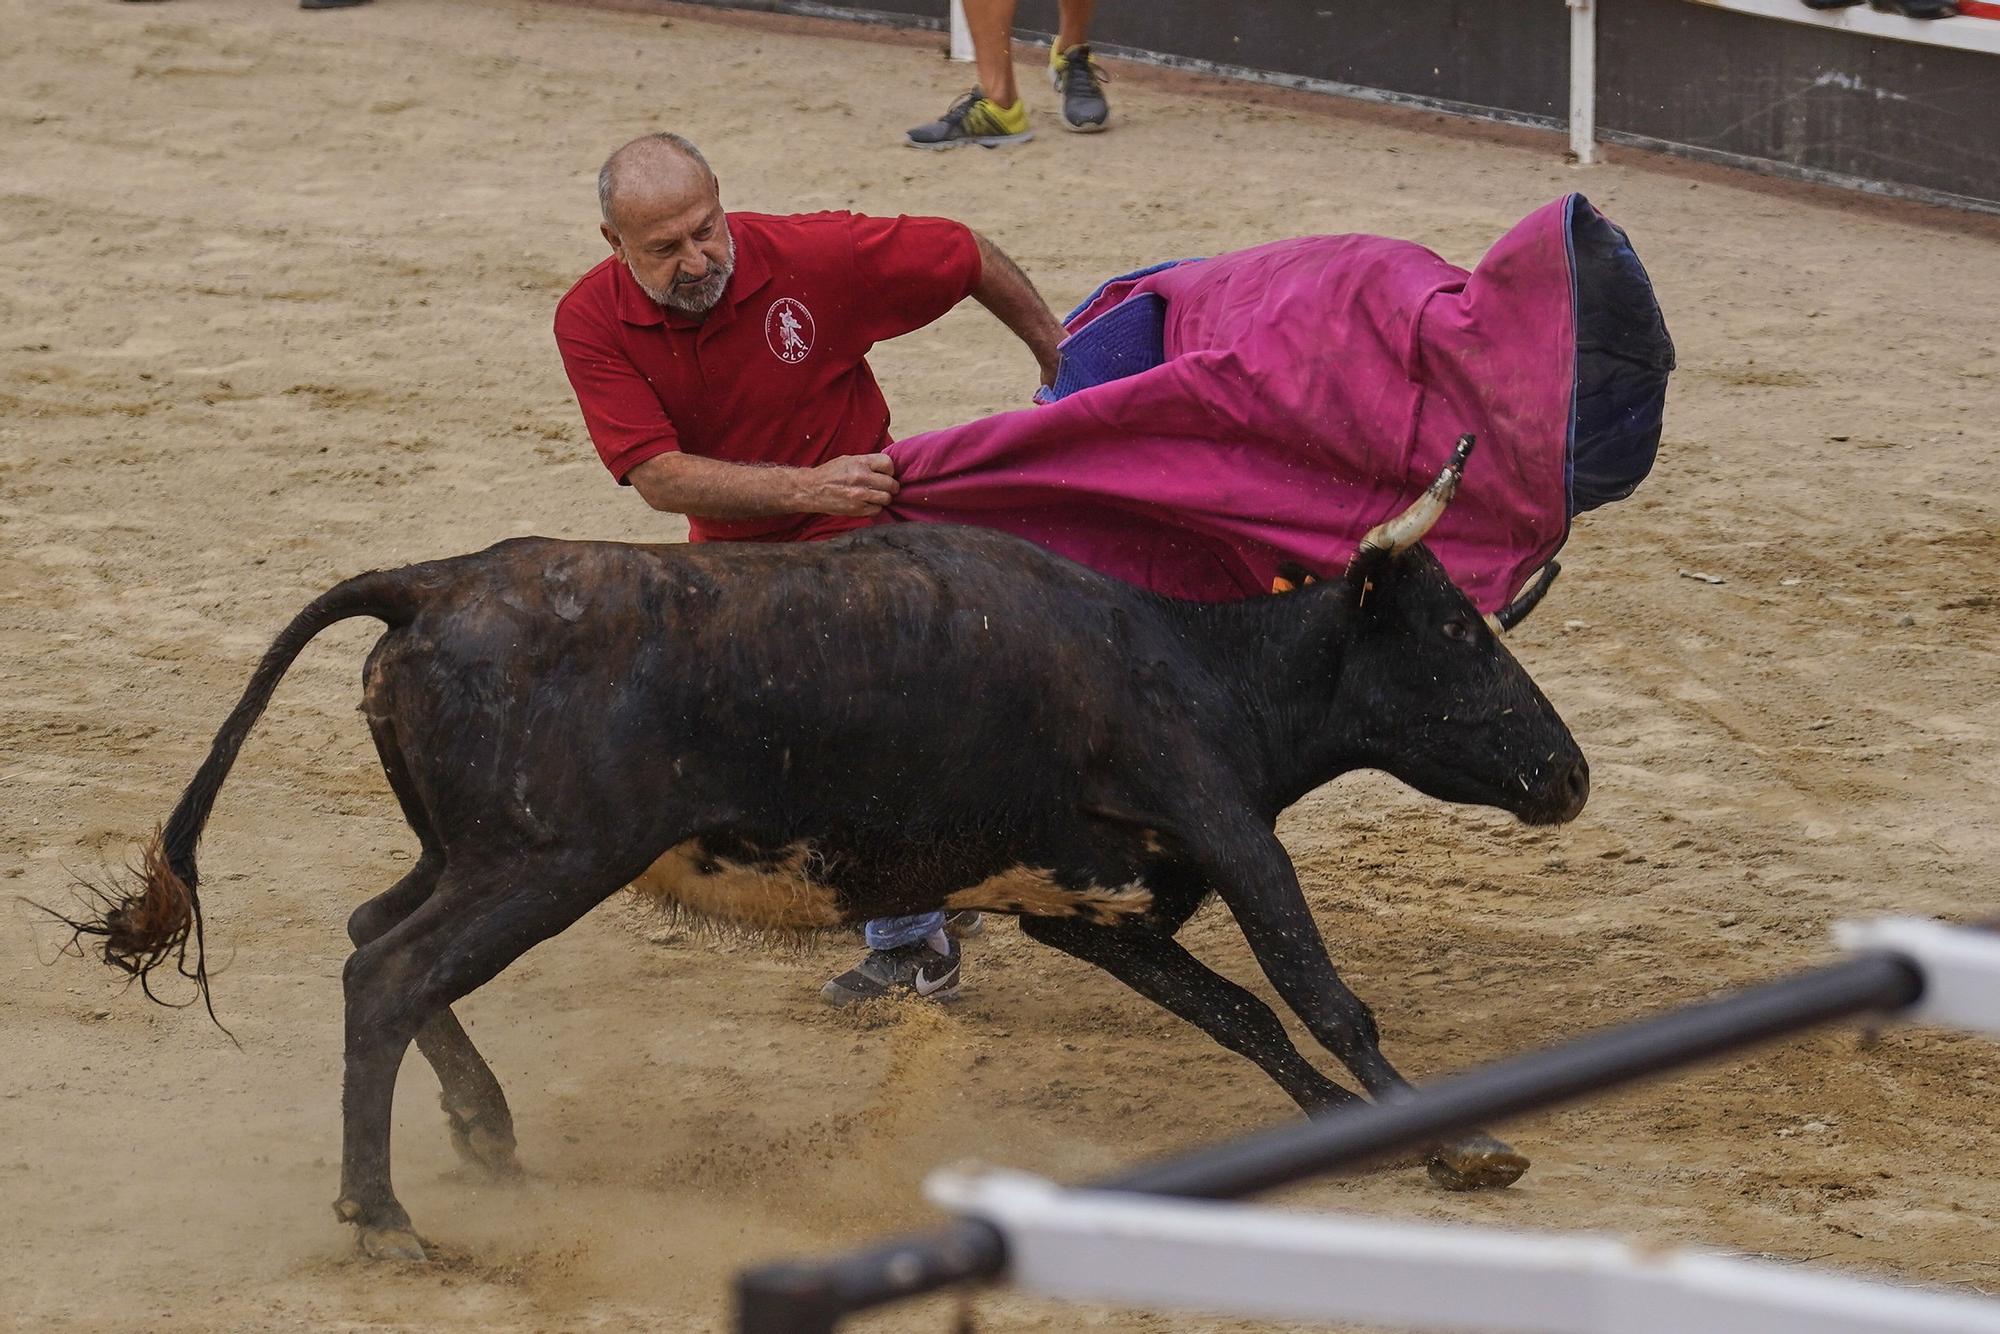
[1835,917,2000,1039]
[948,0,973,62]
[928,1169,2000,1334]
[923,919,2000,1334]
[1685,0,2000,56]
[1568,0,1597,166]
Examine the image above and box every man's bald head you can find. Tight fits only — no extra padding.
[596,134,735,319]
[598,133,716,231]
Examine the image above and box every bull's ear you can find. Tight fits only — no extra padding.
[1341,542,1392,607]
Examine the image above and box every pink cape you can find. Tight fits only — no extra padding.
[878,195,1669,613]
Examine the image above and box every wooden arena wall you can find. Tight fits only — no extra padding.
[686,0,2000,212]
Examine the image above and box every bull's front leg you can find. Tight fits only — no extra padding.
[1203,825,1528,1191]
[1019,914,1365,1116]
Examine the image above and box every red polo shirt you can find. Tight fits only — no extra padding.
[555,210,982,543]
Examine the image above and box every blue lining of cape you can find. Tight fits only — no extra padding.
[1566,195,1675,515]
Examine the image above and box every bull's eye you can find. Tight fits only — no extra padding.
[1441,618,1473,642]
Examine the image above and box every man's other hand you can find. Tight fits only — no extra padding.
[800,452,899,517]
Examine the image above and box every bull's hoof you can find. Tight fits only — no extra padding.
[1425,1132,1529,1191]
[448,1118,522,1179]
[358,1225,429,1263]
[444,1101,521,1180]
[334,1196,429,1262]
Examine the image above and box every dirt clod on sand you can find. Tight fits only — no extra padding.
[4,0,1999,1330]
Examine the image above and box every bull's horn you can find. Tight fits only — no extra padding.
[1357,434,1476,558]
[1487,561,1563,634]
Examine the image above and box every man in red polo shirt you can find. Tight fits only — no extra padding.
[555,132,1066,1006]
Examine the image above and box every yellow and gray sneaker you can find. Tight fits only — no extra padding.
[1051,44,1110,132]
[905,88,1033,150]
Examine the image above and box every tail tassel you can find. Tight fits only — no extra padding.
[36,831,225,1032]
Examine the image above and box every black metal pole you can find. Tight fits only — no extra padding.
[736,1217,1006,1334]
[735,948,1926,1331]
[1102,950,1922,1197]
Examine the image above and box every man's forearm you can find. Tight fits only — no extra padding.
[969,230,1065,384]
[629,450,898,521]
[628,452,805,520]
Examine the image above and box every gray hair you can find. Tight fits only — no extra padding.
[598,133,712,225]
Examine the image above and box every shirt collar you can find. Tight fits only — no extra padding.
[612,213,773,331]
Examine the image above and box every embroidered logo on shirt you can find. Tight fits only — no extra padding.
[765,298,815,364]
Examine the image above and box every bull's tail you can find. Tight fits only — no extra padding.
[52,565,435,1026]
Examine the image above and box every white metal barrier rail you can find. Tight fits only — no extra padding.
[926,1167,2000,1334]
[734,918,2000,1332]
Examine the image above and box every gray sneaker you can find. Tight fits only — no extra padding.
[1051,45,1110,133]
[820,935,962,1007]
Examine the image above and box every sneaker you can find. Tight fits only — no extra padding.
[820,934,962,1007]
[1050,45,1110,133]
[943,909,984,940]
[905,89,1033,150]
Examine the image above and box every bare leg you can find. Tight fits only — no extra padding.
[1056,0,1095,51]
[962,0,1022,105]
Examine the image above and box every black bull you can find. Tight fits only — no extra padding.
[72,511,1586,1261]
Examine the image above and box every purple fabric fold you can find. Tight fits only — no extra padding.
[880,196,1582,613]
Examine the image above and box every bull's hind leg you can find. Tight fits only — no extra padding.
[1020,915,1364,1115]
[1205,829,1528,1191]
[358,715,519,1177]
[346,858,519,1180]
[337,853,631,1261]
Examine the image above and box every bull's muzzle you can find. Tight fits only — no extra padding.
[1521,754,1591,825]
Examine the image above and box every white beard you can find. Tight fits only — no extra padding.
[633,227,736,316]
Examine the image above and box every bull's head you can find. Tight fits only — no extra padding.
[1332,436,1589,826]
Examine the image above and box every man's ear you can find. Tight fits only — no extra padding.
[600,222,622,256]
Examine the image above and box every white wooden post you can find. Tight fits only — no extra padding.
[1568,0,1598,165]
[949,0,974,61]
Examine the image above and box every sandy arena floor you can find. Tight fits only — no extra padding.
[3,1,1999,1330]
